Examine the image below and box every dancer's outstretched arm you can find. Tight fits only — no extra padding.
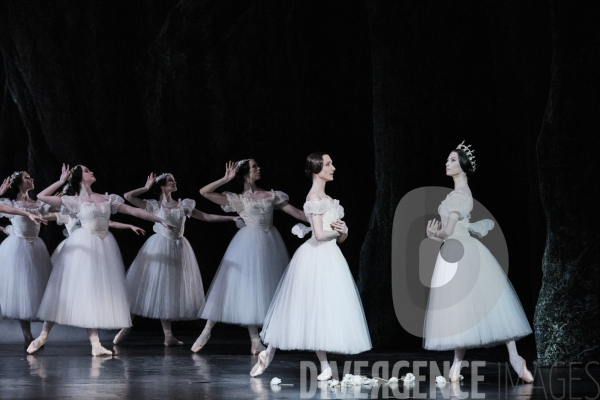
[199,161,237,206]
[279,203,309,223]
[37,164,71,208]
[116,203,179,234]
[0,204,46,225]
[108,221,146,235]
[191,209,239,223]
[124,173,155,209]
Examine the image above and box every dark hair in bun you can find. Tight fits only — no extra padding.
[453,149,475,177]
[305,152,327,178]
[61,165,83,196]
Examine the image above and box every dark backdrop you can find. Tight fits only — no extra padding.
[1,0,598,364]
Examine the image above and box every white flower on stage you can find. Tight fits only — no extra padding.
[436,376,447,384]
[402,373,415,384]
[388,376,399,385]
[328,379,340,387]
[270,377,281,386]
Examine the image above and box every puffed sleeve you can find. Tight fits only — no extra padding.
[221,191,244,213]
[273,191,289,210]
[0,198,15,219]
[40,202,53,217]
[303,199,329,216]
[107,194,125,214]
[444,191,472,219]
[54,212,70,225]
[60,195,81,216]
[144,199,159,215]
[181,199,196,217]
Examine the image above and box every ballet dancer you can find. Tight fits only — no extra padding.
[113,172,239,346]
[423,141,533,382]
[0,173,49,344]
[193,159,307,355]
[250,152,372,378]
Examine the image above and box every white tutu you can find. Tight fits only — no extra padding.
[127,234,205,319]
[423,190,532,350]
[200,226,289,325]
[126,197,205,320]
[0,236,52,321]
[37,194,131,329]
[199,190,291,326]
[260,197,372,354]
[0,199,53,321]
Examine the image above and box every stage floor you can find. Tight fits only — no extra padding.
[1,330,598,399]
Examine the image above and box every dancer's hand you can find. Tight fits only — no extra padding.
[0,176,12,196]
[59,164,71,184]
[28,213,47,225]
[144,173,156,191]
[224,161,236,181]
[161,220,180,234]
[426,219,441,238]
[130,226,146,235]
[331,219,348,235]
[0,226,7,236]
[53,191,63,197]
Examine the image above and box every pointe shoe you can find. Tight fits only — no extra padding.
[251,337,266,355]
[250,350,269,377]
[91,344,113,356]
[191,333,210,353]
[27,333,48,354]
[317,366,332,381]
[517,356,534,383]
[164,336,184,347]
[449,362,464,383]
[113,328,131,345]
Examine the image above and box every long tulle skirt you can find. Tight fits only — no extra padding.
[126,234,205,320]
[37,229,131,329]
[0,236,52,321]
[423,233,532,350]
[199,226,289,326]
[260,237,372,354]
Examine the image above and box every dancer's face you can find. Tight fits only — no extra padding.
[317,154,335,181]
[79,165,96,185]
[246,160,261,182]
[445,151,463,177]
[19,172,34,191]
[162,174,177,194]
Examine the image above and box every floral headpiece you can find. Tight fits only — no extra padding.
[9,171,23,182]
[456,140,476,172]
[235,159,250,171]
[156,173,172,183]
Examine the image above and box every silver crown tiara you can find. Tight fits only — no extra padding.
[156,173,172,182]
[456,140,476,172]
[235,159,250,171]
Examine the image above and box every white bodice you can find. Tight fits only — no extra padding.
[0,199,50,242]
[304,197,345,232]
[145,198,195,240]
[221,190,288,232]
[438,189,494,238]
[60,194,124,239]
